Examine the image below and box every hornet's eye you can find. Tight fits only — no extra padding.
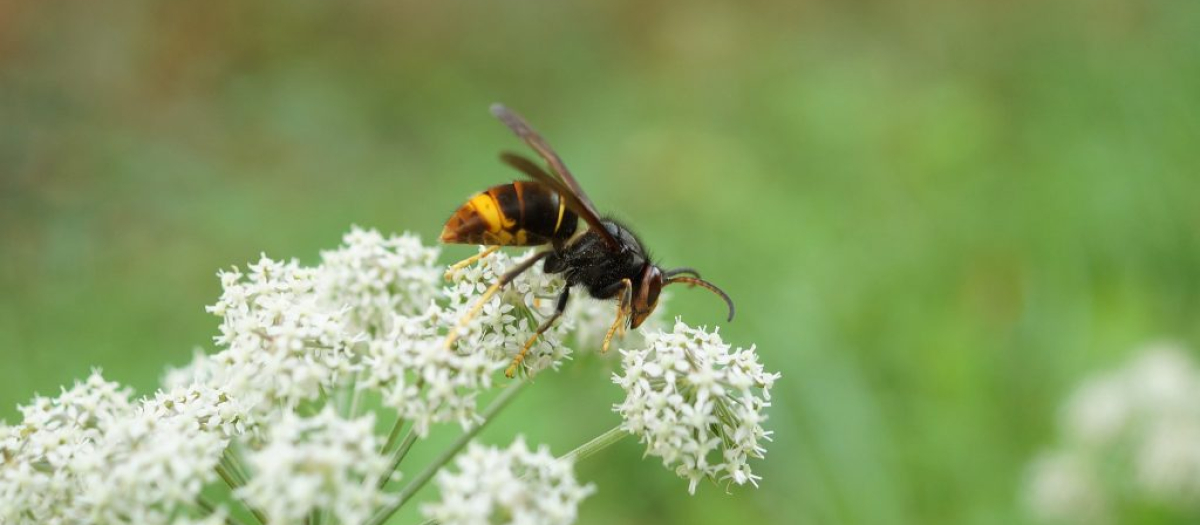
[630,266,665,329]
[646,280,661,309]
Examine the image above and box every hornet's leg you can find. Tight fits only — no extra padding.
[444,250,550,350]
[444,246,501,280]
[601,278,633,354]
[506,287,570,378]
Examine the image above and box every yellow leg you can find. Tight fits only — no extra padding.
[442,250,550,351]
[444,246,500,280]
[505,310,564,378]
[444,280,503,349]
[601,279,633,354]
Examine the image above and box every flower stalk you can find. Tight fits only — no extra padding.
[367,380,528,525]
[214,463,268,525]
[562,425,628,463]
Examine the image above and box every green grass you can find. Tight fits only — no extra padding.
[3,1,1199,523]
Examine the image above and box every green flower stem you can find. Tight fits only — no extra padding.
[335,376,352,417]
[378,427,420,490]
[366,380,529,525]
[196,495,249,525]
[214,462,241,491]
[380,416,408,455]
[561,425,628,462]
[215,463,269,525]
[221,449,249,487]
[381,380,424,454]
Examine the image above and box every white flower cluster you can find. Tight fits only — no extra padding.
[77,404,226,524]
[422,437,595,525]
[2,225,770,525]
[613,319,780,494]
[144,383,256,441]
[361,309,502,436]
[318,226,441,334]
[443,249,575,373]
[0,371,225,525]
[1026,343,1200,523]
[359,247,619,435]
[200,254,359,419]
[353,241,615,434]
[239,408,391,525]
[186,230,611,435]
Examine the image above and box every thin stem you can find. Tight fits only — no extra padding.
[195,496,217,514]
[221,449,249,487]
[216,463,269,525]
[215,463,240,491]
[376,380,426,488]
[348,370,366,418]
[380,380,424,454]
[335,374,354,417]
[196,495,250,525]
[366,380,529,525]
[561,425,628,462]
[380,416,408,455]
[378,426,420,490]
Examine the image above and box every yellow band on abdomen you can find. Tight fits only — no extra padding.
[469,193,503,232]
[554,196,566,233]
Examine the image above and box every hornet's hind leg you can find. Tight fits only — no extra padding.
[443,250,550,350]
[506,287,570,378]
[444,246,501,280]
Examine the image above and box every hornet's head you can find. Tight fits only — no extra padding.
[629,265,735,329]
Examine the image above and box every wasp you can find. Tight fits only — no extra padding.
[441,104,735,377]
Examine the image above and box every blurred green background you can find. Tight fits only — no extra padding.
[3,0,1199,523]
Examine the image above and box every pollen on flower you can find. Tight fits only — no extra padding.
[421,436,595,525]
[612,319,779,494]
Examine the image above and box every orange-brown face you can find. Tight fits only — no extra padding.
[630,265,664,329]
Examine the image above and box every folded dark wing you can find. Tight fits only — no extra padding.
[491,104,620,250]
[498,152,619,249]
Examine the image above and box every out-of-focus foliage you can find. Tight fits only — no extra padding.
[2,0,1198,524]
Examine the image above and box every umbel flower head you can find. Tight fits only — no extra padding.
[613,319,780,494]
[317,227,442,334]
[0,371,226,525]
[422,437,595,525]
[199,254,360,421]
[441,248,577,373]
[1025,343,1200,524]
[239,408,392,525]
[1,226,776,525]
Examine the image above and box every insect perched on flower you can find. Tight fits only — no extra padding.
[441,104,736,377]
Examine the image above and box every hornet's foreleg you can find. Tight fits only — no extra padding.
[601,278,633,354]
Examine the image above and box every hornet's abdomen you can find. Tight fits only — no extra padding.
[440,181,578,246]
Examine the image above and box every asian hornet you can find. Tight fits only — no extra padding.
[441,104,734,377]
